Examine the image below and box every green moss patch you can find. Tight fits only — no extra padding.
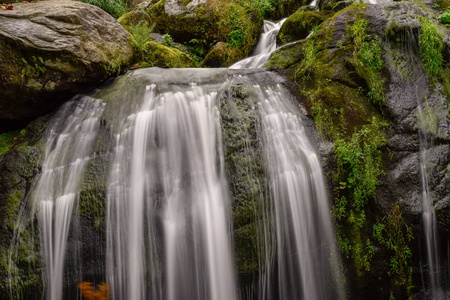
[143,41,196,68]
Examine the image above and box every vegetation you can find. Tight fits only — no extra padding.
[419,18,444,84]
[79,0,129,18]
[373,204,414,298]
[333,119,387,274]
[350,19,385,105]
[439,9,450,23]
[0,129,25,156]
[78,282,110,300]
[130,21,155,52]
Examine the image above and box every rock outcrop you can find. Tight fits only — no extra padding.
[0,0,135,130]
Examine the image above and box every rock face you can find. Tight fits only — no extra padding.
[267,1,450,298]
[0,0,135,130]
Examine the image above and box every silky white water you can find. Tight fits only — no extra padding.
[106,80,237,300]
[230,19,286,69]
[33,97,104,300]
[255,84,345,300]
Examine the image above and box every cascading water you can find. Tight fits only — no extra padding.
[230,19,285,69]
[33,97,105,300]
[255,85,345,300]
[106,77,237,300]
[8,17,346,300]
[416,81,443,298]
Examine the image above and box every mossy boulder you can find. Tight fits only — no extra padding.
[277,11,332,46]
[318,0,352,12]
[118,9,154,31]
[0,0,136,130]
[266,0,308,19]
[143,41,196,68]
[202,42,231,67]
[147,0,263,65]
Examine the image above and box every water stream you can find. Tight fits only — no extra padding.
[9,17,345,300]
[33,97,105,300]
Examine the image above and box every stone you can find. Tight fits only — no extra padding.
[118,9,153,31]
[277,11,331,46]
[143,41,196,68]
[202,42,230,67]
[0,0,136,130]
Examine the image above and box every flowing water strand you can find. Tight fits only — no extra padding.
[416,82,442,297]
[255,84,345,300]
[33,97,104,300]
[106,82,237,300]
[230,19,286,69]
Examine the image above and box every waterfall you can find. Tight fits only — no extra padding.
[255,84,345,300]
[230,19,286,69]
[106,76,237,300]
[416,82,443,298]
[33,97,105,300]
[9,16,346,300]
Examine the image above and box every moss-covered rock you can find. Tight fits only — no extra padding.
[219,83,268,288]
[318,0,352,12]
[118,9,154,31]
[202,42,231,67]
[0,0,136,130]
[147,0,263,66]
[143,41,196,67]
[0,117,48,299]
[277,11,332,46]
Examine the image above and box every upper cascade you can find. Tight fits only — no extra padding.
[230,19,286,69]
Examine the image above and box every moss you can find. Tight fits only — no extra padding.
[219,85,268,287]
[202,42,233,67]
[5,191,23,231]
[0,130,24,156]
[118,10,153,32]
[265,40,305,70]
[148,0,263,66]
[142,41,197,68]
[277,11,332,45]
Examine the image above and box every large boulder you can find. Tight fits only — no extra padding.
[0,0,136,130]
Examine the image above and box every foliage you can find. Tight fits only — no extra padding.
[161,34,174,47]
[419,17,444,84]
[332,118,387,274]
[78,282,110,300]
[217,3,247,48]
[130,21,154,52]
[0,129,25,156]
[439,9,450,23]
[350,19,385,105]
[78,0,128,19]
[295,37,318,80]
[373,204,414,297]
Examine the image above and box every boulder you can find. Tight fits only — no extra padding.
[143,41,196,68]
[0,0,136,130]
[118,9,154,31]
[277,11,331,46]
[202,42,230,67]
